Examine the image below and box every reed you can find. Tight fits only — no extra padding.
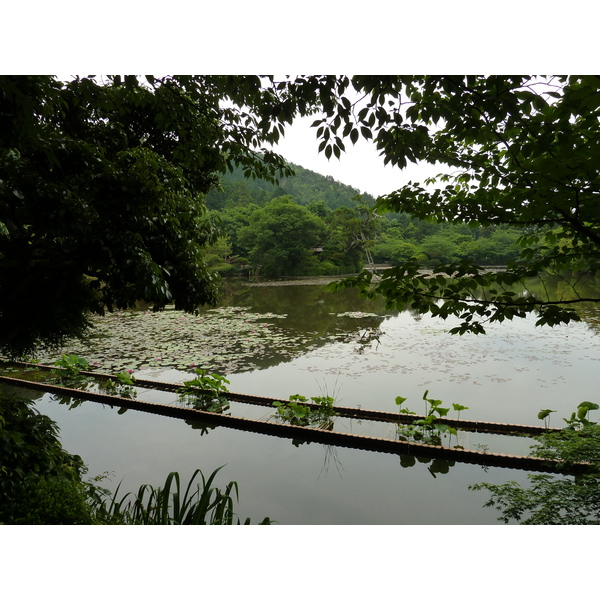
[89,467,272,525]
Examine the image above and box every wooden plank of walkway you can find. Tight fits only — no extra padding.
[1,360,560,436]
[0,373,587,475]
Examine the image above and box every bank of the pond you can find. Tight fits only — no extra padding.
[241,275,350,286]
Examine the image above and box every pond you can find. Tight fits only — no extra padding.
[9,278,600,524]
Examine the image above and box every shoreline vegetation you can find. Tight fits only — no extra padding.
[240,266,509,286]
[2,76,599,527]
[242,275,356,287]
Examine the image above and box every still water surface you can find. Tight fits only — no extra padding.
[27,281,600,524]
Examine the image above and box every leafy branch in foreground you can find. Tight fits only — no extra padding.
[471,405,600,524]
[304,75,600,333]
[331,255,593,334]
[3,77,599,353]
[0,75,295,356]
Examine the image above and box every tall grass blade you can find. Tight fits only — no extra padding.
[87,466,271,525]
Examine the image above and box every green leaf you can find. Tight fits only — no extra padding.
[538,409,556,421]
[576,402,599,421]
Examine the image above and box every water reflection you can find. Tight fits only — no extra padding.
[31,284,393,375]
[4,275,600,523]
[318,445,343,479]
[399,454,456,478]
[471,273,600,334]
[354,327,384,354]
[0,382,539,523]
[186,418,218,436]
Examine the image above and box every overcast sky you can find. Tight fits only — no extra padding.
[7,2,592,200]
[271,113,441,198]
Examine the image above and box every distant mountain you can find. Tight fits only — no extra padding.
[204,162,376,211]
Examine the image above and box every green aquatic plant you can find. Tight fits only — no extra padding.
[178,368,231,413]
[50,355,137,399]
[273,393,336,429]
[98,371,137,399]
[394,396,415,416]
[452,403,469,420]
[51,353,93,387]
[395,391,465,447]
[116,370,136,386]
[49,353,97,398]
[32,304,317,375]
[89,467,273,525]
[53,353,90,376]
[537,409,556,429]
[565,401,600,429]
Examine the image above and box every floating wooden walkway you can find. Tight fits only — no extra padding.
[0,361,587,475]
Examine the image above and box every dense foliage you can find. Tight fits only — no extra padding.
[204,162,374,211]
[268,75,600,333]
[0,393,94,524]
[0,75,293,356]
[214,193,378,276]
[203,163,382,276]
[238,195,327,276]
[471,421,600,524]
[207,165,521,276]
[3,75,599,355]
[0,392,271,524]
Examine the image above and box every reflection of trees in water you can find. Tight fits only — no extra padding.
[399,454,456,477]
[520,274,600,334]
[220,282,395,369]
[461,273,600,334]
[223,282,392,333]
[354,327,384,354]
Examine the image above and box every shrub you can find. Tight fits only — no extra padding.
[471,421,600,524]
[0,393,94,524]
[7,475,95,525]
[1,393,272,525]
[318,261,340,276]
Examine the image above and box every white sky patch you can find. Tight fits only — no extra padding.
[271,113,444,198]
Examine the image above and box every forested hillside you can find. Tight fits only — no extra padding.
[204,162,375,211]
[204,162,526,278]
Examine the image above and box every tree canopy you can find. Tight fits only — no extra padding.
[2,75,599,355]
[0,75,292,355]
[264,76,599,333]
[238,195,327,277]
